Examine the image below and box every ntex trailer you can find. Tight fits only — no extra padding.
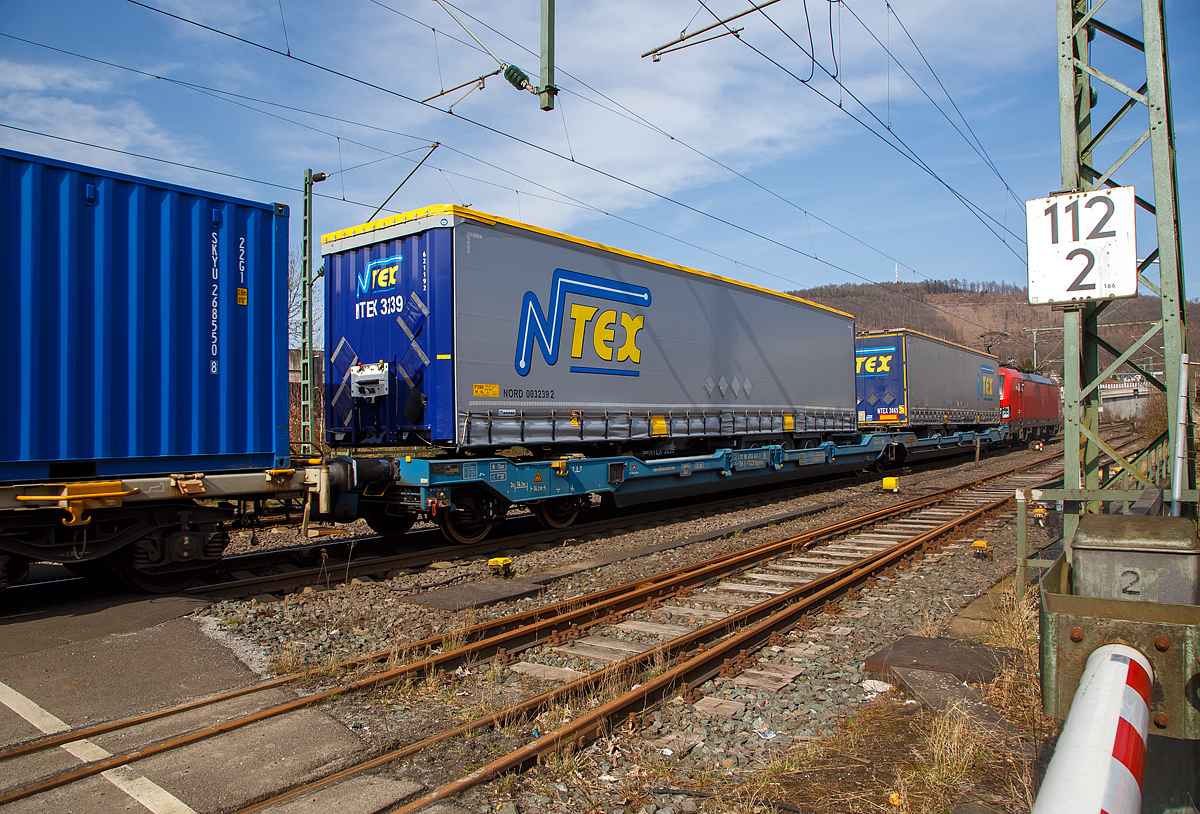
[320,205,858,456]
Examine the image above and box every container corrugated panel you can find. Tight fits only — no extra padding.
[0,148,290,481]
[322,205,858,449]
[856,330,1000,427]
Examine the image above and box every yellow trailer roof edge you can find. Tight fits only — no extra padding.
[856,327,999,362]
[322,204,854,320]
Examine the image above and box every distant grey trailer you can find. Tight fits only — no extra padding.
[322,205,858,452]
[856,329,1000,431]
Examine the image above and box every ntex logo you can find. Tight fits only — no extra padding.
[514,269,651,377]
[855,348,895,375]
[357,254,402,299]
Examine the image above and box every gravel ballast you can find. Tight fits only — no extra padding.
[194,442,1064,813]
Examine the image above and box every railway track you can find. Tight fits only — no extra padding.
[187,446,1044,597]
[2,438,1074,608]
[0,437,1122,811]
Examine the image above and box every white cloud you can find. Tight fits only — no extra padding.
[0,62,207,181]
[0,59,110,93]
[9,0,1187,292]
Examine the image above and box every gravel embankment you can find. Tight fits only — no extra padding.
[194,442,1062,813]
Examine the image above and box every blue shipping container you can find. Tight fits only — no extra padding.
[0,148,290,481]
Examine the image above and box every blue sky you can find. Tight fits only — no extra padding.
[1,0,1196,299]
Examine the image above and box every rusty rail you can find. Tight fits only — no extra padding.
[0,445,1087,807]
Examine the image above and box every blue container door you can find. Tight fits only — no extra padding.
[855,335,906,425]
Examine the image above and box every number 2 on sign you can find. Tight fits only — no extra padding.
[1065,248,1096,291]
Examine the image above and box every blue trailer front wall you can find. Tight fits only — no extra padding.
[855,334,906,426]
[324,227,455,443]
[0,149,289,481]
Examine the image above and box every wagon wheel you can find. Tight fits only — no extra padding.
[360,506,418,538]
[436,506,493,545]
[534,498,578,530]
[118,557,209,594]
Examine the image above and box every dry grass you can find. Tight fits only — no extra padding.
[910,606,943,638]
[267,643,308,676]
[440,609,481,655]
[753,584,1055,813]
[762,701,929,813]
[1140,390,1168,443]
[896,702,991,813]
[639,646,673,682]
[981,585,1055,733]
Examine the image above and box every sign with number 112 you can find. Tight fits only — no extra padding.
[1026,186,1137,305]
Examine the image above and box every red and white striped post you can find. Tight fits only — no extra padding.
[1032,644,1153,814]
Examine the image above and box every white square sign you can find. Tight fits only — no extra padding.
[1026,186,1137,305]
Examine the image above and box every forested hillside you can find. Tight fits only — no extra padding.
[790,280,1200,377]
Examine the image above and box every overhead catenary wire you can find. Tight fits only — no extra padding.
[397,9,1036,351]
[123,0,973,283]
[9,13,1032,343]
[369,142,439,221]
[757,0,1029,235]
[6,26,1017,343]
[0,95,1074,367]
[0,122,382,209]
[840,0,1025,211]
[701,0,1027,257]
[430,0,506,69]
[275,0,292,56]
[642,0,1026,258]
[386,1,1031,294]
[4,109,993,338]
[415,1,1014,295]
[98,7,1020,335]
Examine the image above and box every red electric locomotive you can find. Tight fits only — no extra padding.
[999,366,1061,443]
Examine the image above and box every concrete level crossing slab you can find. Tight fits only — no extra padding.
[0,598,371,814]
[510,662,587,682]
[614,620,693,637]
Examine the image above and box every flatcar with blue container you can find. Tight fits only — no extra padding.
[0,148,309,591]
